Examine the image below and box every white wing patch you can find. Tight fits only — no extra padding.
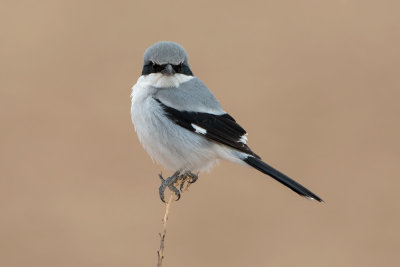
[238,134,248,144]
[191,123,207,135]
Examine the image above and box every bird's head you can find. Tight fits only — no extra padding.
[141,41,193,77]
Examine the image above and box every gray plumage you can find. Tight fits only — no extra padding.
[131,41,323,202]
[155,78,225,114]
[131,42,243,172]
[143,41,190,66]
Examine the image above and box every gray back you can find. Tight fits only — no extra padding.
[155,78,225,115]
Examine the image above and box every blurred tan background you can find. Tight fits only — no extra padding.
[1,1,399,266]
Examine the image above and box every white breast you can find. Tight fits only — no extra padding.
[131,75,223,172]
[136,73,194,88]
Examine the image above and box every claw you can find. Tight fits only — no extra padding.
[178,172,190,192]
[159,188,166,203]
[168,184,181,201]
[158,171,181,203]
[158,174,168,203]
[186,172,198,184]
[179,180,185,192]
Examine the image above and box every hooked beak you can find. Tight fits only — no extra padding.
[161,64,175,76]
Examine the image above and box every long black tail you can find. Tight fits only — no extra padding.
[244,156,323,202]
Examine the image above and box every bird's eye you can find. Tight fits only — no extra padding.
[151,62,163,72]
[173,63,182,73]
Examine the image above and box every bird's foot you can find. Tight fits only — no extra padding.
[158,171,199,202]
[159,170,181,203]
[178,171,199,192]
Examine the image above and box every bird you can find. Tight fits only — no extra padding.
[130,41,322,203]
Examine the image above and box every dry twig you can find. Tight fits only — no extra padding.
[156,176,193,266]
[157,194,173,267]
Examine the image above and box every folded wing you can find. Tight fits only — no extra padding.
[154,98,260,158]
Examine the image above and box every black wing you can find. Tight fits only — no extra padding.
[154,98,260,158]
[154,98,323,201]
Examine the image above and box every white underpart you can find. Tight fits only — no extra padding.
[239,134,248,144]
[191,124,207,135]
[131,74,247,172]
[138,73,193,88]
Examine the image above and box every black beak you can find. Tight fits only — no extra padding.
[161,64,175,76]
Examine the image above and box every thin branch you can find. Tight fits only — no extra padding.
[157,194,173,267]
[156,176,193,267]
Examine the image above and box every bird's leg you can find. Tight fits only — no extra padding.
[159,170,182,203]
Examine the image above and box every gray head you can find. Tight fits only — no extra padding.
[141,41,193,76]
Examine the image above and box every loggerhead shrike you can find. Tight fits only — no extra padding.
[131,41,322,202]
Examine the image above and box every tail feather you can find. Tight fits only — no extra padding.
[243,156,322,202]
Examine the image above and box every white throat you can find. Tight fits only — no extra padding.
[138,73,194,88]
